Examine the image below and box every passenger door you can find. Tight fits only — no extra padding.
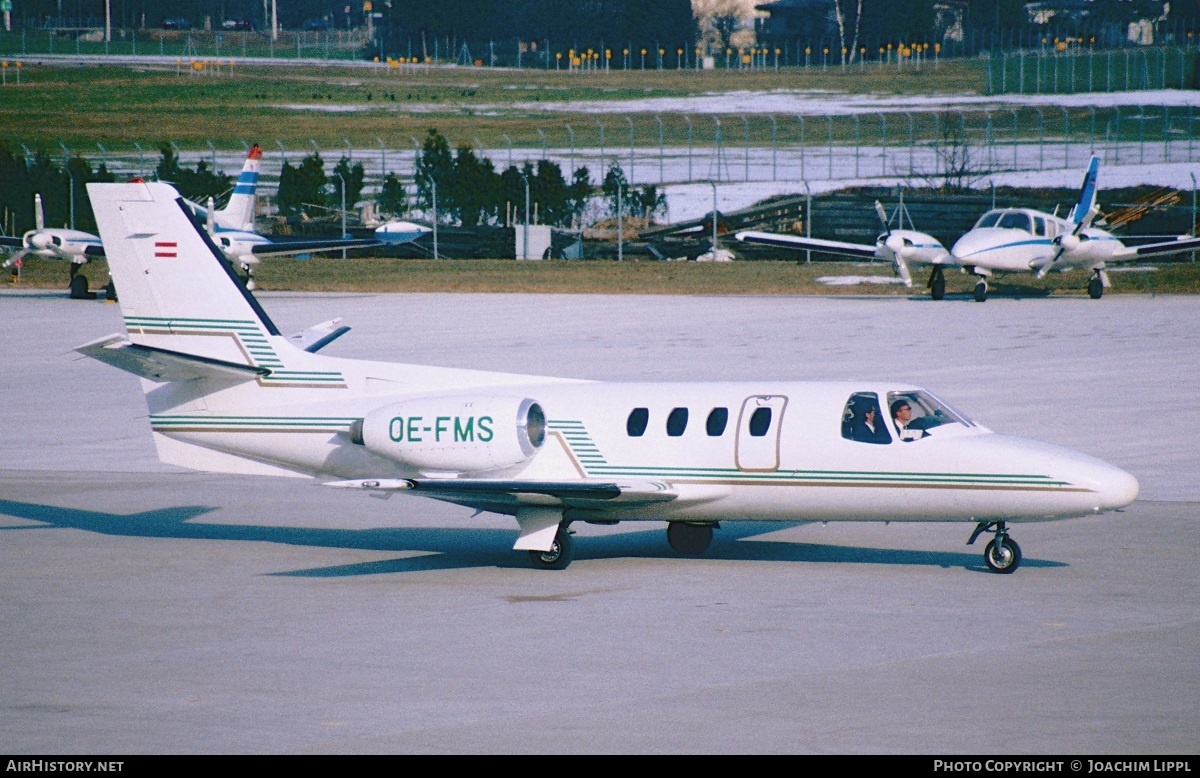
[735,395,787,471]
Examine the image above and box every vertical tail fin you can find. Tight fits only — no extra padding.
[87,180,283,366]
[1070,155,1100,227]
[211,144,262,232]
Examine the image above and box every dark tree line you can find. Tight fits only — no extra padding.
[0,144,115,234]
[277,154,366,219]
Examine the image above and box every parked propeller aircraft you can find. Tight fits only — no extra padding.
[737,157,1200,301]
[3,145,376,297]
[1,193,105,295]
[183,145,379,289]
[78,179,1139,572]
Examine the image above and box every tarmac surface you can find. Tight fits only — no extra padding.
[2,286,1198,754]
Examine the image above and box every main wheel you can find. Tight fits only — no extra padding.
[973,280,988,303]
[931,277,946,301]
[1088,276,1103,299]
[984,537,1022,574]
[529,527,573,570]
[69,273,95,300]
[667,522,714,556]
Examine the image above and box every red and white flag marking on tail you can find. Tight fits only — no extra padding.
[154,241,177,258]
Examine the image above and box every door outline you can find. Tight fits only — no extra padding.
[735,395,788,472]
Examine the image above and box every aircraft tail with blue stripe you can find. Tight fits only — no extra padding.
[1069,155,1100,228]
[210,144,262,232]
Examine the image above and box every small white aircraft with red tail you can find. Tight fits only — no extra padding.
[77,178,1140,572]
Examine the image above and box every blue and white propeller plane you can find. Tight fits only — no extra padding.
[77,179,1140,572]
[1,192,106,295]
[737,157,1200,301]
[182,144,378,289]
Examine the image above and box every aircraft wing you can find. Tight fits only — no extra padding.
[83,243,106,258]
[75,334,268,383]
[326,477,678,513]
[1112,235,1200,261]
[0,236,23,249]
[736,230,878,260]
[249,237,379,258]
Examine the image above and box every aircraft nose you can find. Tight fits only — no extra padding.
[1070,455,1140,512]
[1094,463,1139,511]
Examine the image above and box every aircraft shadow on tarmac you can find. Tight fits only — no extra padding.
[0,499,1065,575]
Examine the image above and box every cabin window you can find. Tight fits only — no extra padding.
[997,211,1032,232]
[1033,216,1046,236]
[706,407,729,436]
[748,407,772,437]
[886,390,974,442]
[666,407,689,437]
[626,407,649,437]
[841,392,891,445]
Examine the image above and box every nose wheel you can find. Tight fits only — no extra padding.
[973,279,988,302]
[1088,273,1103,299]
[968,521,1022,573]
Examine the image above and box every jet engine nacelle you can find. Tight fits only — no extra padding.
[354,395,546,474]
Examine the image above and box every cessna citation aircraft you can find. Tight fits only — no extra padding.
[738,157,1200,301]
[78,180,1140,572]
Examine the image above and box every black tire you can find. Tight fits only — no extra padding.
[667,522,714,555]
[1088,276,1103,299]
[69,274,95,300]
[930,277,946,301]
[529,527,573,570]
[973,281,988,303]
[984,537,1022,574]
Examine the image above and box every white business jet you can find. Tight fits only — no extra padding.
[736,201,955,298]
[740,157,1200,301]
[77,180,1139,573]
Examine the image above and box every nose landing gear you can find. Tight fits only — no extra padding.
[968,521,1022,573]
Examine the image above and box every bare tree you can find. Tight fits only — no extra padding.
[832,0,863,65]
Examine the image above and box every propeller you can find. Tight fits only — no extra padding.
[1038,156,1100,279]
[875,200,912,286]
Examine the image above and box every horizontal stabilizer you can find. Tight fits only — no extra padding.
[325,477,678,506]
[286,318,351,353]
[75,334,269,383]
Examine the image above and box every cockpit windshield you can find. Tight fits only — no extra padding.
[885,390,974,442]
[996,211,1032,232]
[974,211,1002,229]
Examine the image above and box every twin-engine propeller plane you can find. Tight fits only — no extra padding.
[738,157,1200,301]
[182,144,379,289]
[1,193,107,297]
[78,179,1139,572]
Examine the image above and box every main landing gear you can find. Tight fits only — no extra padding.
[928,267,946,301]
[667,522,717,556]
[528,525,574,570]
[968,521,1023,573]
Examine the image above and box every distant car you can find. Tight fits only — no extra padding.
[221,19,253,31]
[302,18,332,30]
[161,18,192,30]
